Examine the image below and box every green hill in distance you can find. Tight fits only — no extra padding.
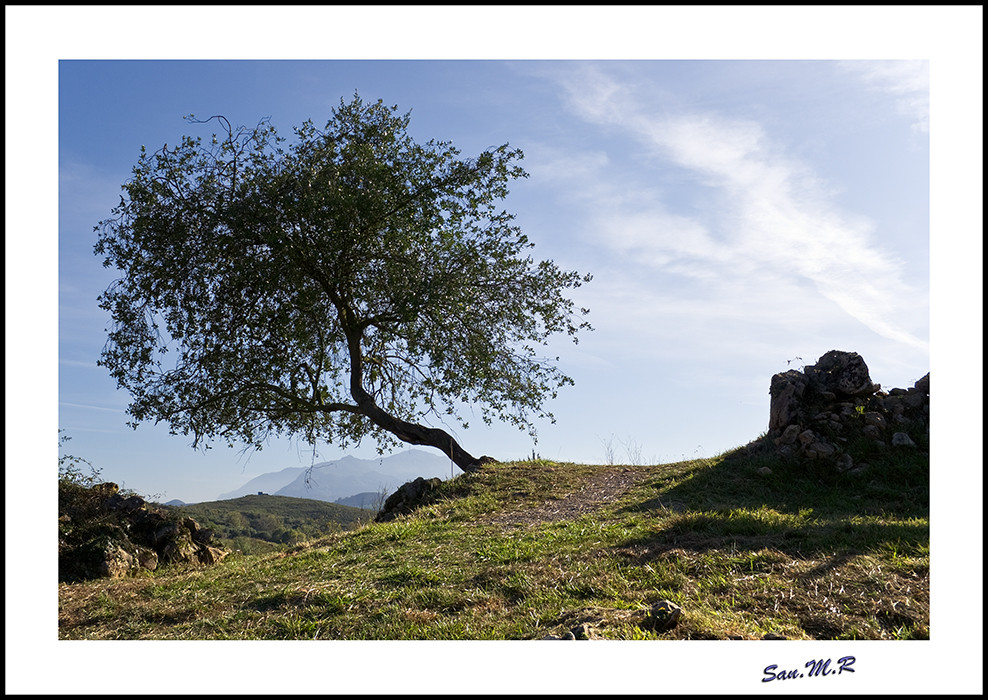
[169,494,373,553]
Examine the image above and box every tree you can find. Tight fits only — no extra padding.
[94,94,591,472]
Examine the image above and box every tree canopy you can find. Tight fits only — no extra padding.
[94,94,591,471]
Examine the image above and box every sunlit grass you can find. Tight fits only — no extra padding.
[59,444,929,641]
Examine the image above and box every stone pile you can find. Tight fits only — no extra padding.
[59,482,228,582]
[761,350,929,474]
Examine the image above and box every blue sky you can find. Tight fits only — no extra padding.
[55,57,933,503]
[8,5,984,695]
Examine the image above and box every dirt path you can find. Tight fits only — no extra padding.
[475,466,650,527]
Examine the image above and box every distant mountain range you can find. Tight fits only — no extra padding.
[216,450,461,504]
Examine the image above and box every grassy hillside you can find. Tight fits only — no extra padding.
[168,494,373,553]
[58,440,928,640]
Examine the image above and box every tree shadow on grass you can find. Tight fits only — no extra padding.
[614,442,929,562]
[613,513,928,563]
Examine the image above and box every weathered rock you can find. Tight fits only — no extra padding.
[99,539,161,578]
[541,630,579,640]
[100,543,136,579]
[798,429,818,447]
[542,623,597,640]
[777,444,797,459]
[192,527,215,545]
[643,600,683,632]
[892,432,917,448]
[375,476,444,522]
[769,371,809,431]
[805,441,837,460]
[154,521,181,546]
[862,424,882,440]
[106,492,147,513]
[776,424,802,446]
[469,455,500,470]
[160,531,198,564]
[196,545,229,565]
[571,623,597,640]
[135,545,158,571]
[913,373,930,395]
[805,350,877,397]
[863,412,887,430]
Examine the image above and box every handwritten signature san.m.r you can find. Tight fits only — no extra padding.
[762,656,856,682]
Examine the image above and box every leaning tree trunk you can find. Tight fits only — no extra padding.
[342,325,493,472]
[360,401,488,473]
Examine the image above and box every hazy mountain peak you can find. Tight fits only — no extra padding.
[216,450,459,503]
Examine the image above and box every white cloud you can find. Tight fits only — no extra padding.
[598,208,725,268]
[837,60,930,133]
[549,66,929,354]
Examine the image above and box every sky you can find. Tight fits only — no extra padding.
[7,5,984,696]
[54,58,936,505]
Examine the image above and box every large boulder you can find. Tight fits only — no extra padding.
[804,350,878,397]
[769,370,809,432]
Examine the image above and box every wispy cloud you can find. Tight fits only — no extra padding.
[59,401,125,413]
[837,60,930,134]
[59,359,100,369]
[548,65,929,353]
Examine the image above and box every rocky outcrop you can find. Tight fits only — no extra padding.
[468,455,500,470]
[760,350,929,474]
[374,476,443,522]
[59,482,229,582]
